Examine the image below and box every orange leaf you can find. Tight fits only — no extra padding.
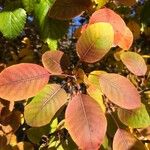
[113,129,146,150]
[0,63,49,101]
[89,8,126,46]
[99,73,141,109]
[65,93,107,150]
[42,51,64,74]
[120,52,147,76]
[118,27,133,50]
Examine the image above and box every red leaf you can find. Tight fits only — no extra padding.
[65,93,107,150]
[42,51,64,74]
[0,63,49,101]
[89,8,127,46]
[99,73,141,109]
[113,129,146,150]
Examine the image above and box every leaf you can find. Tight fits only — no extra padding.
[118,104,150,128]
[0,8,27,39]
[99,73,141,109]
[24,84,68,127]
[89,8,126,46]
[117,27,133,50]
[34,0,69,48]
[65,93,107,150]
[22,0,35,12]
[48,0,92,20]
[94,0,109,9]
[42,51,64,74]
[0,63,49,101]
[120,51,147,76]
[113,129,146,150]
[76,22,114,63]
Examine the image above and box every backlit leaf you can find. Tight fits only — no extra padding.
[76,22,114,63]
[24,84,68,127]
[65,93,107,150]
[0,63,49,101]
[0,8,26,39]
[99,73,141,109]
[118,104,150,128]
[113,129,146,150]
[89,8,126,46]
[48,0,92,20]
[120,51,147,76]
[42,51,64,74]
[22,0,35,13]
[117,27,133,50]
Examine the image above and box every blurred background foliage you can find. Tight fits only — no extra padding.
[0,0,150,149]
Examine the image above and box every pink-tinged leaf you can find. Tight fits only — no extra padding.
[65,93,107,150]
[99,73,141,109]
[76,22,114,63]
[0,63,49,101]
[120,51,147,76]
[113,129,146,150]
[118,27,133,50]
[81,23,88,33]
[89,8,126,46]
[48,0,92,20]
[42,51,64,74]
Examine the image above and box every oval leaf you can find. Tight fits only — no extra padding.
[120,51,147,76]
[76,22,114,63]
[99,73,141,109]
[65,93,107,150]
[118,27,133,50]
[24,84,68,127]
[89,8,126,46]
[0,8,27,39]
[42,51,64,74]
[113,129,146,150]
[118,104,150,128]
[0,63,49,101]
[48,0,92,20]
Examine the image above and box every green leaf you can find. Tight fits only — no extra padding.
[0,8,27,39]
[34,0,69,49]
[118,104,150,128]
[22,0,36,13]
[24,84,68,127]
[76,22,114,63]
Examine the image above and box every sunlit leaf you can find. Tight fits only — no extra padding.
[120,51,147,76]
[0,63,49,101]
[76,22,114,63]
[118,104,150,128]
[89,8,126,46]
[24,84,68,127]
[113,129,146,150]
[0,8,26,39]
[99,73,141,109]
[22,0,35,13]
[95,0,108,9]
[48,0,92,20]
[42,51,64,74]
[65,93,107,149]
[117,27,133,50]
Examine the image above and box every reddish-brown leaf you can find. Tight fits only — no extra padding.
[118,27,133,50]
[89,8,127,46]
[99,73,141,109]
[0,63,49,101]
[49,0,92,20]
[65,93,107,150]
[42,51,64,74]
[120,51,147,76]
[113,129,146,150]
